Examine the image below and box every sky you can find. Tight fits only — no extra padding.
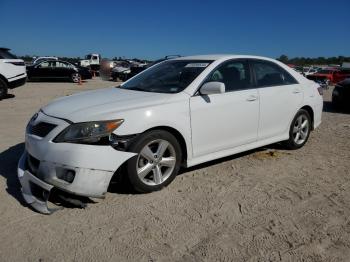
[1,0,349,60]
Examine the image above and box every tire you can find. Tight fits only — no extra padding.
[71,73,81,83]
[126,130,182,193]
[0,78,8,100]
[284,109,311,150]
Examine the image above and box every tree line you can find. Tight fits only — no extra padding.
[277,55,350,66]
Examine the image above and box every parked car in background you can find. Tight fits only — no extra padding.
[332,78,350,110]
[0,47,27,99]
[27,60,92,83]
[306,68,338,85]
[333,68,350,84]
[109,56,181,82]
[293,66,304,74]
[18,54,323,214]
[111,60,132,81]
[32,56,58,65]
[303,67,320,76]
[122,55,181,81]
[307,68,350,85]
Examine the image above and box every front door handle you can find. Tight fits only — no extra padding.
[293,89,301,94]
[246,95,258,101]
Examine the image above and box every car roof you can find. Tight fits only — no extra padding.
[172,54,282,63]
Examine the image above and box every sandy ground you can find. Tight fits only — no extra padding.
[0,79,349,262]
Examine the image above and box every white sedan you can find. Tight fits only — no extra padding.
[18,55,323,213]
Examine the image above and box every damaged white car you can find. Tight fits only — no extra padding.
[18,55,323,214]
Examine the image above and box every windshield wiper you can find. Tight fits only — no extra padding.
[122,86,154,92]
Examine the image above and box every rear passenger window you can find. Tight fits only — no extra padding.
[252,61,298,87]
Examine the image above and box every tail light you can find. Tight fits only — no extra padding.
[317,85,323,95]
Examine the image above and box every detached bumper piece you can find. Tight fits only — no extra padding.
[17,153,92,214]
[18,153,56,214]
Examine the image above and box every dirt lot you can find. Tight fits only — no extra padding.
[0,79,349,262]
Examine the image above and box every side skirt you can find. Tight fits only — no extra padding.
[185,134,289,168]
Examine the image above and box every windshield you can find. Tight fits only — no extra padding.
[0,49,17,59]
[119,60,213,93]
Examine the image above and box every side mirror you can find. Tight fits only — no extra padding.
[200,81,225,95]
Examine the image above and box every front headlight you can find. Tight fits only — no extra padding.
[54,119,124,143]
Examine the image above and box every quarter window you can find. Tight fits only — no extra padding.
[251,60,298,87]
[207,60,252,92]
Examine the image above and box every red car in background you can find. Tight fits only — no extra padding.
[307,68,350,84]
[334,68,350,83]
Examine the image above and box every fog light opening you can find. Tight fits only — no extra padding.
[57,169,76,183]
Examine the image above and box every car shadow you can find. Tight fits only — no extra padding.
[323,101,350,114]
[108,143,285,195]
[0,143,27,206]
[179,143,284,175]
[0,94,15,100]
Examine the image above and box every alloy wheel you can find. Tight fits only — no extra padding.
[136,139,176,186]
[292,114,309,145]
[72,73,81,83]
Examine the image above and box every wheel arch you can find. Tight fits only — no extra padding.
[109,125,189,189]
[300,105,314,130]
[144,126,188,164]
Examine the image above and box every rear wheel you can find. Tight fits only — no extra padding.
[284,109,311,149]
[0,78,8,100]
[126,130,182,193]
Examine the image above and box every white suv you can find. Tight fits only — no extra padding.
[0,48,27,99]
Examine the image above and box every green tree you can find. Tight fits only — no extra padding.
[277,55,289,63]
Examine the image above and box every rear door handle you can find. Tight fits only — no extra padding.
[293,89,301,94]
[246,95,258,101]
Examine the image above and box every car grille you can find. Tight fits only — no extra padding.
[27,122,57,138]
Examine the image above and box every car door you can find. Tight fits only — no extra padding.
[55,61,73,79]
[32,61,52,78]
[190,60,259,157]
[249,59,303,140]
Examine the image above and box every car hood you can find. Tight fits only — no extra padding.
[112,66,130,73]
[42,87,173,122]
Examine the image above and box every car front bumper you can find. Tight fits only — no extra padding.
[18,111,136,214]
[8,74,27,89]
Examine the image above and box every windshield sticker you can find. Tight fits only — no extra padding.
[185,63,209,68]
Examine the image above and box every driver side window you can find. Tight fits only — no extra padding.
[38,61,50,68]
[207,61,252,92]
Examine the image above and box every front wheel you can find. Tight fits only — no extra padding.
[0,78,8,100]
[284,109,311,149]
[126,130,182,193]
[71,73,81,83]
